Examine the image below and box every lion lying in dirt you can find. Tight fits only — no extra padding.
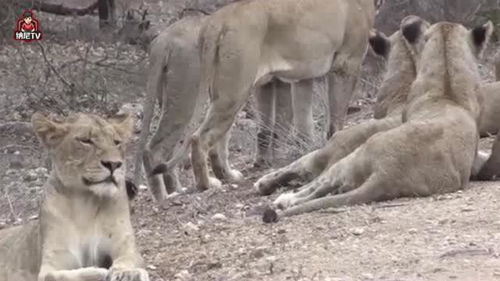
[134,13,329,201]
[151,0,383,191]
[256,25,415,197]
[257,16,493,220]
[0,113,149,281]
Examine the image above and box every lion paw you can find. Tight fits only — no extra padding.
[273,192,298,210]
[254,173,277,195]
[227,169,244,182]
[107,268,149,281]
[208,176,222,189]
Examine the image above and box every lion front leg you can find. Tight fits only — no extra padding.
[106,268,149,281]
[273,160,347,209]
[38,267,109,281]
[326,71,358,138]
[254,80,277,168]
[107,222,150,281]
[291,78,315,145]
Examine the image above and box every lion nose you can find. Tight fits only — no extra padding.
[101,160,122,172]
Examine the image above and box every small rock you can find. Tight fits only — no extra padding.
[362,273,374,279]
[5,169,16,176]
[139,185,148,190]
[34,167,48,176]
[182,222,199,235]
[174,269,192,281]
[408,228,418,234]
[146,264,157,270]
[211,213,228,221]
[250,246,271,259]
[262,208,279,224]
[9,159,23,169]
[23,170,38,182]
[351,227,365,236]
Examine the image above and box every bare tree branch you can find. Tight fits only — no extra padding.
[15,0,98,16]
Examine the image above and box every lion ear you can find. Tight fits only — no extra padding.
[369,29,391,59]
[470,21,494,58]
[401,15,427,45]
[31,112,68,148]
[109,113,134,141]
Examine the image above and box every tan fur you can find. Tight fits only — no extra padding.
[256,27,416,196]
[257,17,493,218]
[478,82,500,136]
[474,68,500,179]
[135,14,327,201]
[181,0,379,191]
[0,113,149,281]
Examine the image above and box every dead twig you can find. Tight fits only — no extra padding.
[5,192,18,223]
[36,42,75,90]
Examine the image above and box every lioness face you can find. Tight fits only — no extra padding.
[32,113,133,198]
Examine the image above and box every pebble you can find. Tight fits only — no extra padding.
[182,222,199,235]
[362,273,374,279]
[211,213,228,221]
[174,270,192,281]
[34,167,48,175]
[351,227,365,236]
[146,264,157,270]
[23,170,38,182]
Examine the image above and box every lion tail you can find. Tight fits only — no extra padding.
[198,21,225,101]
[132,37,171,183]
[150,22,225,177]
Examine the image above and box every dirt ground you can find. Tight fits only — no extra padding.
[2,3,500,281]
[2,107,500,281]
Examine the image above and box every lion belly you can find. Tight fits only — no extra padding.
[0,221,41,281]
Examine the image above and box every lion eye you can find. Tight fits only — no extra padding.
[78,138,93,145]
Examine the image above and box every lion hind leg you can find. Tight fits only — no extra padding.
[209,128,243,183]
[192,99,247,190]
[142,150,169,202]
[281,174,385,217]
[254,148,326,195]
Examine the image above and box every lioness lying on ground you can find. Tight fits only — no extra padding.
[151,0,383,191]
[0,113,149,281]
[256,25,415,197]
[255,22,500,200]
[258,16,493,220]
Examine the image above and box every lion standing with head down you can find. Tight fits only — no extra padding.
[0,113,149,281]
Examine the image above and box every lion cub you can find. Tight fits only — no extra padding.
[0,113,149,281]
